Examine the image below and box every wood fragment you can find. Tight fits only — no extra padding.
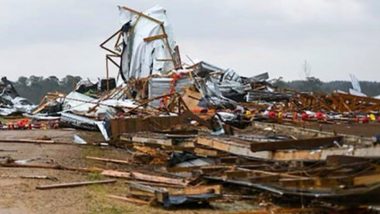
[36,179,116,190]
[86,156,131,165]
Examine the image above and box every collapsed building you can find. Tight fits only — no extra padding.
[1,5,380,212]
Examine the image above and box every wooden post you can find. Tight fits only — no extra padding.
[106,56,110,92]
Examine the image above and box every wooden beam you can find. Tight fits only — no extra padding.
[100,29,122,56]
[0,139,55,144]
[170,185,222,195]
[101,170,188,186]
[196,136,271,159]
[353,172,380,186]
[36,179,116,190]
[250,136,343,152]
[132,136,172,146]
[143,34,167,42]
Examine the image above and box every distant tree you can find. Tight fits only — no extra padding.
[272,79,287,90]
[305,77,323,92]
[283,79,380,96]
[61,75,81,91]
[12,75,82,104]
[17,76,28,86]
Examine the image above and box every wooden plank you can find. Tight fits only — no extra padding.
[130,184,223,197]
[353,172,380,186]
[111,115,183,135]
[86,156,131,165]
[143,34,168,42]
[197,137,271,159]
[0,162,103,173]
[278,176,354,188]
[194,147,219,157]
[0,139,55,144]
[250,136,343,152]
[252,121,373,145]
[326,155,378,165]
[169,185,222,195]
[101,170,188,186]
[36,179,116,190]
[273,150,322,161]
[132,136,172,146]
[125,180,183,188]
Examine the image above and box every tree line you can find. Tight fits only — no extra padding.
[274,77,380,97]
[13,75,82,104]
[9,75,380,105]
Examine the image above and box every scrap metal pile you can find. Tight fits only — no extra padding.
[0,77,35,117]
[1,4,380,212]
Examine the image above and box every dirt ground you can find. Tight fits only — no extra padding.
[0,129,259,214]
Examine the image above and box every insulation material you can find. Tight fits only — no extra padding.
[63,92,137,119]
[119,5,176,81]
[350,74,362,93]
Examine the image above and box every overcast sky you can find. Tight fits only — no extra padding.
[0,0,379,81]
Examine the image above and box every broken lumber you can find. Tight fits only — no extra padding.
[101,169,188,186]
[250,136,343,152]
[170,184,222,195]
[197,136,271,159]
[36,179,116,190]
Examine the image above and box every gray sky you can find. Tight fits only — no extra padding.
[0,0,379,81]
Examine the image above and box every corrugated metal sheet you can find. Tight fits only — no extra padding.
[148,77,192,107]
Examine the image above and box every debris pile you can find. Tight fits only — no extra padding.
[1,4,380,212]
[0,77,35,116]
